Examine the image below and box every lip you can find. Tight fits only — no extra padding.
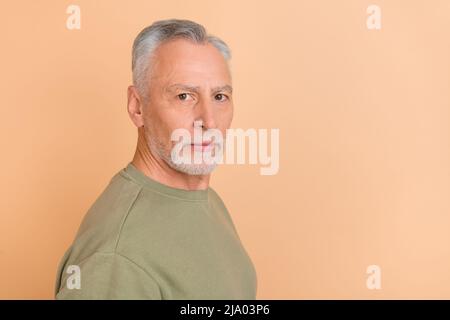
[191,141,214,152]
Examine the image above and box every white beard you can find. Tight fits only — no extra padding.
[148,136,219,176]
[167,158,218,176]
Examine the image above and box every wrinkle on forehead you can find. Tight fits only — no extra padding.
[148,39,231,89]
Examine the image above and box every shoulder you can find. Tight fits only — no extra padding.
[71,172,144,256]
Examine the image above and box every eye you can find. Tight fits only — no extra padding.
[177,93,190,101]
[214,93,228,101]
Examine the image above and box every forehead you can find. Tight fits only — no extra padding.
[149,38,231,86]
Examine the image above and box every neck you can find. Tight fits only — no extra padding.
[131,130,211,191]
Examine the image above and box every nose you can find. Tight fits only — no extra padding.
[194,98,217,130]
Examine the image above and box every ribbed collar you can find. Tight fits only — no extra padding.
[120,162,209,201]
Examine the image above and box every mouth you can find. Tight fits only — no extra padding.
[190,141,214,152]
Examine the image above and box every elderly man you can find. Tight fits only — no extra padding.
[54,19,257,299]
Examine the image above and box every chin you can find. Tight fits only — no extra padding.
[168,162,218,176]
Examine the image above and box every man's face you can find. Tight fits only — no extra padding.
[141,38,233,175]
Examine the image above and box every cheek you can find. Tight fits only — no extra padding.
[167,112,195,133]
[164,119,194,148]
[143,118,171,148]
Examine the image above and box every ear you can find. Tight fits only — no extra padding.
[127,85,145,127]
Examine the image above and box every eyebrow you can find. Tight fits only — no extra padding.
[166,83,233,94]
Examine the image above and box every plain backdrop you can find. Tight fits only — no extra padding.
[1,0,449,299]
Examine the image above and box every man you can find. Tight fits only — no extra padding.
[54,19,257,299]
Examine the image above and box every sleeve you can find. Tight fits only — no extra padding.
[55,252,162,300]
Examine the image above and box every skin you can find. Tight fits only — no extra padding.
[127,38,233,190]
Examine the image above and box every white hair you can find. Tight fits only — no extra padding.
[131,19,232,102]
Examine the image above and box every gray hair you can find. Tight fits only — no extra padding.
[131,19,232,101]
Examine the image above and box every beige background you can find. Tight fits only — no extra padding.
[1,0,450,299]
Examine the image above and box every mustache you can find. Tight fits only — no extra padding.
[169,126,226,152]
